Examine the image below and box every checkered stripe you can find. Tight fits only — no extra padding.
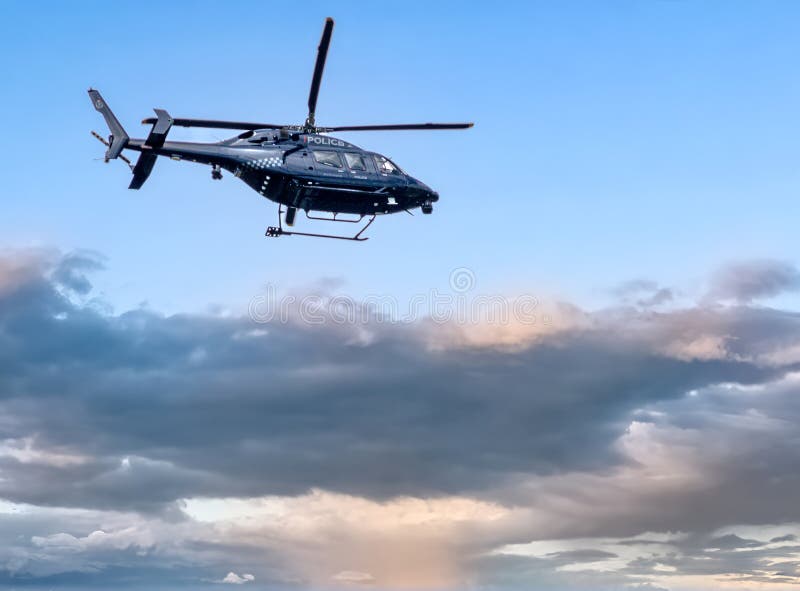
[244,156,282,169]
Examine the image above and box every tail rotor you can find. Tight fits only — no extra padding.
[90,130,133,170]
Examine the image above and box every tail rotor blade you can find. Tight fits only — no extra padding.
[91,131,133,169]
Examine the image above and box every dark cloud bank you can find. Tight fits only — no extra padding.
[2,250,800,589]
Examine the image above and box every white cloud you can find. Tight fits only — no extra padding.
[332,570,375,584]
[220,572,255,584]
[31,527,157,554]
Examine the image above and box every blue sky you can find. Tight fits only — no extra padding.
[4,1,800,312]
[5,3,800,590]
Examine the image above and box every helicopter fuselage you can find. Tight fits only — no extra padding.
[125,130,438,216]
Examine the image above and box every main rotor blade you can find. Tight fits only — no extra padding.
[307,17,334,127]
[321,122,475,132]
[141,117,285,130]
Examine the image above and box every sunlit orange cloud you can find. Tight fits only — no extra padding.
[419,300,588,351]
[184,491,516,589]
[0,249,50,295]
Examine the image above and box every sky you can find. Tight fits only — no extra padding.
[3,1,800,589]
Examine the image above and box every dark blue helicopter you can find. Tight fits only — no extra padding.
[89,18,473,241]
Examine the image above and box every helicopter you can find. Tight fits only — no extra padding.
[89,17,473,241]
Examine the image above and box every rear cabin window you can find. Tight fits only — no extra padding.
[344,152,367,171]
[373,154,401,175]
[313,150,342,168]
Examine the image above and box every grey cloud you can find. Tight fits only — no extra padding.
[49,251,106,296]
[471,554,634,591]
[613,279,674,308]
[1,250,800,515]
[0,508,291,590]
[544,549,618,563]
[489,372,800,542]
[637,287,673,307]
[708,259,800,303]
[5,250,800,588]
[706,533,764,550]
[619,533,800,582]
[477,530,800,589]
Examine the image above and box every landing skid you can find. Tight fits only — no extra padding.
[265,206,376,242]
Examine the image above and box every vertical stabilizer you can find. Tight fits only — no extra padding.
[88,88,129,161]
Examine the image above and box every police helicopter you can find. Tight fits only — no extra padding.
[89,17,472,241]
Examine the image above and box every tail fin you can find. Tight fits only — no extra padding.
[88,88,129,161]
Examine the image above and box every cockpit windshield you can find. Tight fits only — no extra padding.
[373,154,402,175]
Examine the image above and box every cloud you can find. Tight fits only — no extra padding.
[49,250,106,296]
[0,437,89,467]
[706,533,764,550]
[626,584,670,591]
[544,549,618,563]
[613,279,674,308]
[3,250,800,516]
[486,520,800,588]
[332,570,375,584]
[707,259,800,303]
[3,249,800,589]
[220,572,255,584]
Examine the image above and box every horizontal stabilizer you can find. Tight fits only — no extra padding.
[129,109,174,190]
[145,108,173,148]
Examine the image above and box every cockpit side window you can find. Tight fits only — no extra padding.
[373,154,401,175]
[312,150,343,168]
[344,152,366,171]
